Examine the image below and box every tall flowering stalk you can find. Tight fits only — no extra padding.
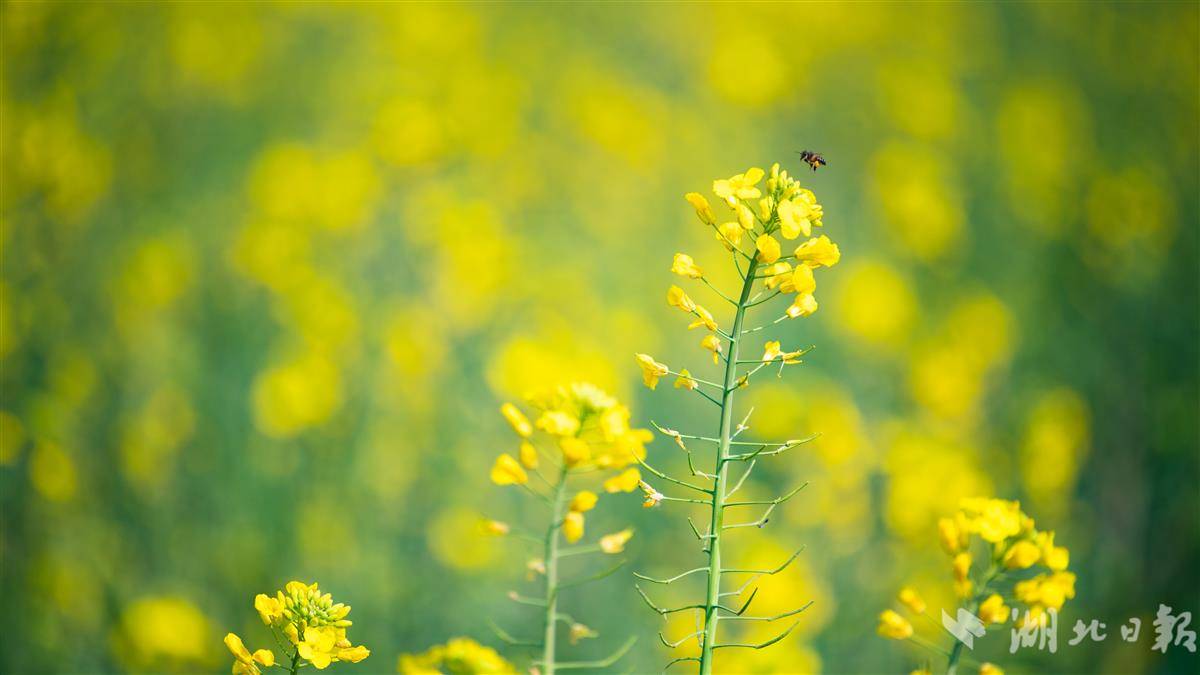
[224,580,369,674]
[487,383,645,674]
[633,164,840,674]
[877,498,1074,675]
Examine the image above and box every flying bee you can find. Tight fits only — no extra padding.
[797,150,826,171]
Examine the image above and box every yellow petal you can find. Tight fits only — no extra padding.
[489,453,529,485]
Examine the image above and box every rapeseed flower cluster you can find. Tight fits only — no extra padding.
[398,637,516,674]
[634,163,839,675]
[878,498,1074,674]
[486,383,640,674]
[225,581,369,673]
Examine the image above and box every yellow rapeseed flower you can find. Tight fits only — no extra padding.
[399,638,515,674]
[635,353,669,390]
[938,516,966,554]
[763,261,793,289]
[960,498,1022,543]
[688,305,718,331]
[296,626,339,669]
[600,528,634,554]
[701,334,722,364]
[500,403,533,437]
[674,369,698,390]
[481,520,510,536]
[979,663,1005,675]
[559,438,591,467]
[225,633,274,675]
[790,265,816,296]
[1003,540,1041,569]
[490,454,528,486]
[563,511,584,543]
[877,610,913,640]
[254,594,284,625]
[536,410,580,437]
[736,203,756,230]
[603,468,641,493]
[756,234,781,263]
[685,192,716,226]
[715,222,744,250]
[794,235,841,268]
[785,293,818,318]
[1036,531,1070,571]
[668,285,697,312]
[569,490,598,513]
[671,253,703,278]
[898,587,926,614]
[713,167,764,203]
[519,441,538,469]
[978,594,1009,625]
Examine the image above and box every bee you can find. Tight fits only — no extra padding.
[797,150,826,172]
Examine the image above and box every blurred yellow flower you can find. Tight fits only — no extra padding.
[600,528,634,554]
[519,442,539,469]
[978,594,1009,625]
[490,454,528,486]
[569,490,598,513]
[1003,540,1041,569]
[568,622,598,644]
[1014,571,1076,612]
[563,511,585,543]
[877,610,913,640]
[1037,531,1070,571]
[398,638,515,674]
[603,468,641,493]
[252,351,342,438]
[559,438,591,467]
[898,587,926,614]
[832,260,916,349]
[536,410,580,436]
[500,403,533,437]
[481,520,510,536]
[119,596,212,667]
[960,497,1022,543]
[952,552,971,582]
[979,663,1005,675]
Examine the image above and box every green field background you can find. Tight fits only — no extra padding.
[1,2,1197,673]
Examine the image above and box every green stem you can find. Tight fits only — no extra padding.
[699,258,759,675]
[289,648,300,674]
[542,464,570,675]
[946,564,998,675]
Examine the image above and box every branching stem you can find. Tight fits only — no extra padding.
[699,256,760,674]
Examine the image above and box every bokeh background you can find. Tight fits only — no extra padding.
[2,2,1197,673]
